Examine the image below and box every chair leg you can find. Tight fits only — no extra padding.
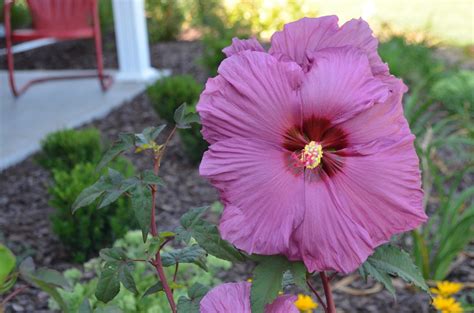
[5,4,20,97]
[92,1,112,92]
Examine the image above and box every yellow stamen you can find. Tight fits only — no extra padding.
[300,141,323,169]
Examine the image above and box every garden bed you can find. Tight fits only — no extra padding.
[1,39,472,312]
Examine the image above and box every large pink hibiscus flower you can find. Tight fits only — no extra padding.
[198,16,427,273]
[200,282,298,313]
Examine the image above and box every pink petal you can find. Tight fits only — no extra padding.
[266,295,299,313]
[329,135,426,248]
[223,37,265,57]
[197,51,303,145]
[200,138,304,255]
[200,282,299,313]
[269,16,340,70]
[331,85,426,245]
[200,282,251,312]
[269,16,388,75]
[288,180,374,273]
[320,18,389,76]
[300,47,389,125]
[342,75,409,146]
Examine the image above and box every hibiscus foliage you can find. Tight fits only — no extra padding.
[66,102,427,313]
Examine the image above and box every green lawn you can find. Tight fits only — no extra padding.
[314,0,473,45]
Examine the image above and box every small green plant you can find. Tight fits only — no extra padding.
[48,230,232,312]
[179,124,208,165]
[147,76,207,163]
[147,75,202,123]
[68,104,428,313]
[177,105,207,165]
[431,70,474,122]
[412,165,474,280]
[379,35,443,87]
[49,159,135,262]
[146,0,185,43]
[0,244,70,312]
[200,32,235,77]
[36,128,102,172]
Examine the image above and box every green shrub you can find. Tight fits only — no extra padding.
[99,0,115,34]
[200,33,235,77]
[36,128,102,172]
[147,75,202,123]
[146,0,185,43]
[0,0,31,29]
[177,104,207,164]
[48,231,232,312]
[431,70,474,116]
[379,35,443,87]
[49,160,135,262]
[179,124,208,165]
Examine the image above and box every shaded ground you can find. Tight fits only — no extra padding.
[1,37,472,312]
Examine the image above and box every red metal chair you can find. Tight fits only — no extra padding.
[3,0,113,96]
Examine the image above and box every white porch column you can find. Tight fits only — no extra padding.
[112,0,161,82]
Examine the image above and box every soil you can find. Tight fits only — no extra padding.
[1,36,472,312]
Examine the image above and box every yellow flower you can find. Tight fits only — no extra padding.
[431,281,464,297]
[433,296,464,313]
[294,294,318,313]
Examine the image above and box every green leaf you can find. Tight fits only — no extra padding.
[95,262,121,303]
[174,103,200,129]
[97,135,135,170]
[363,244,429,294]
[147,231,176,256]
[100,248,128,262]
[359,261,396,296]
[34,268,70,290]
[71,176,108,213]
[289,262,308,292]
[142,125,167,142]
[251,255,290,313]
[78,299,93,313]
[33,279,69,312]
[143,281,164,297]
[0,272,18,295]
[174,226,192,244]
[141,170,165,186]
[0,244,16,285]
[177,283,210,313]
[94,305,123,313]
[180,206,208,228]
[19,257,35,276]
[161,245,208,271]
[118,263,138,295]
[18,258,69,312]
[131,184,153,242]
[179,207,245,263]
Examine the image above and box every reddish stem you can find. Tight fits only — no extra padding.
[1,285,28,307]
[320,272,336,313]
[148,127,178,313]
[173,263,179,283]
[306,279,327,313]
[329,272,338,281]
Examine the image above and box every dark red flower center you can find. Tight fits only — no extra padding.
[283,116,348,178]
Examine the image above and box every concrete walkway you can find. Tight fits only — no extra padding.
[0,70,168,170]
